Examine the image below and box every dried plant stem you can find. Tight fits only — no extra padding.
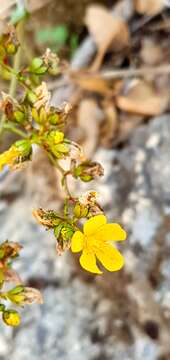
[101,65,170,79]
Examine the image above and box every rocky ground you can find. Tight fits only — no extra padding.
[0,114,170,360]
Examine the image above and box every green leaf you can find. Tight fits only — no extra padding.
[8,285,24,295]
[54,223,64,239]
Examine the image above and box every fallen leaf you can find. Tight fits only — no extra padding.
[78,99,103,157]
[135,0,165,16]
[85,5,129,70]
[140,39,163,66]
[100,101,118,147]
[70,71,111,95]
[116,80,168,116]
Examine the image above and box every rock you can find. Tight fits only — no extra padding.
[0,114,170,359]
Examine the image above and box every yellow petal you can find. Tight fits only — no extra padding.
[83,215,106,235]
[95,243,124,271]
[79,250,102,274]
[96,224,127,242]
[71,231,84,253]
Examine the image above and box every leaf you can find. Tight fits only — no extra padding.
[135,0,165,16]
[116,80,168,116]
[70,71,111,95]
[77,99,103,157]
[85,5,129,70]
[3,268,22,284]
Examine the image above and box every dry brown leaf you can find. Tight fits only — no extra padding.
[100,101,118,147]
[78,99,103,157]
[21,287,43,305]
[140,39,163,66]
[135,0,165,16]
[85,5,129,70]
[116,80,168,116]
[70,72,111,95]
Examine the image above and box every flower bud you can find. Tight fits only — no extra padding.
[2,309,21,327]
[14,110,25,124]
[73,161,104,182]
[73,203,88,218]
[15,139,32,160]
[29,57,47,75]
[45,130,69,159]
[26,91,37,105]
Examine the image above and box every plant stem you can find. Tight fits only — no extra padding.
[3,123,27,138]
[47,153,72,199]
[0,20,25,136]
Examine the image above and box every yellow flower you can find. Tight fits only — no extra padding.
[0,146,20,171]
[71,215,126,274]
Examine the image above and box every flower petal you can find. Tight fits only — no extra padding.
[95,243,124,271]
[83,215,106,235]
[96,224,127,242]
[71,231,84,253]
[79,250,102,274]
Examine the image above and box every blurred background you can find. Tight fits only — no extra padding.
[1,0,170,359]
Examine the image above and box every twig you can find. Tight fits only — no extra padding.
[101,65,170,79]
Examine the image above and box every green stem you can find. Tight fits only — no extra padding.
[3,123,28,138]
[47,152,72,199]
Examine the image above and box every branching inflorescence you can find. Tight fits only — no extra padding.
[0,22,126,327]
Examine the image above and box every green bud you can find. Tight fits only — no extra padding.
[54,143,69,154]
[26,91,37,104]
[15,140,32,158]
[0,304,5,312]
[80,174,93,182]
[30,57,43,71]
[48,113,60,125]
[61,224,74,241]
[34,66,47,75]
[73,203,88,218]
[2,310,21,327]
[14,110,25,124]
[6,43,16,55]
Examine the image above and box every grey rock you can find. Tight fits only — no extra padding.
[0,114,170,359]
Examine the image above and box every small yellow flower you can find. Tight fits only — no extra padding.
[0,146,19,171]
[71,215,126,274]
